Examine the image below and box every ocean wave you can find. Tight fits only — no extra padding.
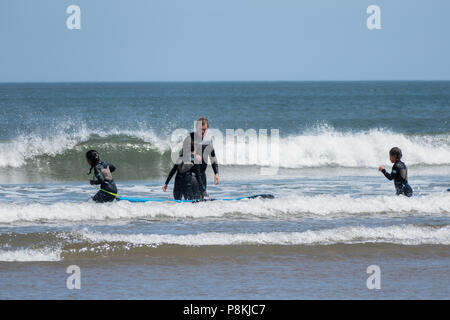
[0,126,448,173]
[1,224,448,262]
[0,125,170,168]
[0,194,448,224]
[275,127,450,168]
[0,248,61,262]
[78,225,450,246]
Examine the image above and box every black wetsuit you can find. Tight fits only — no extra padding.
[165,159,206,200]
[381,160,413,197]
[91,161,117,203]
[182,132,219,190]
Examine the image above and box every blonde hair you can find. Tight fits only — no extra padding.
[197,117,209,128]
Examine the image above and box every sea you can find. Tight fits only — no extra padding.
[0,81,449,299]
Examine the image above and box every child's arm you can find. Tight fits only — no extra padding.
[381,169,394,180]
[92,166,105,185]
[379,166,394,180]
[108,163,116,173]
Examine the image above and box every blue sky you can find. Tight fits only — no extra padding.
[0,0,449,82]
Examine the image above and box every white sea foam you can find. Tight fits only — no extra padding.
[78,224,450,246]
[0,194,448,224]
[2,224,446,262]
[0,126,169,168]
[0,249,61,262]
[0,126,448,168]
[213,127,450,168]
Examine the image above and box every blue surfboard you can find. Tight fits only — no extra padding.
[117,194,274,203]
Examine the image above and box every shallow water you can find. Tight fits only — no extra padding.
[0,82,449,299]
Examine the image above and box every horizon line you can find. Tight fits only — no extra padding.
[1,79,450,84]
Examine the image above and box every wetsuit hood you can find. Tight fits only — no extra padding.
[86,150,100,174]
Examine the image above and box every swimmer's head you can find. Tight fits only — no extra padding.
[195,117,209,138]
[86,150,100,168]
[389,147,402,163]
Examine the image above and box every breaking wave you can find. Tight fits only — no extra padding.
[0,193,448,224]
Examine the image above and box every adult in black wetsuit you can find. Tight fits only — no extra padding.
[378,147,413,197]
[163,155,206,200]
[181,117,219,190]
[86,150,118,203]
[163,117,219,200]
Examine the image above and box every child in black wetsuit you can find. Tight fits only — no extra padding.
[163,154,206,200]
[86,150,118,203]
[378,147,413,197]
